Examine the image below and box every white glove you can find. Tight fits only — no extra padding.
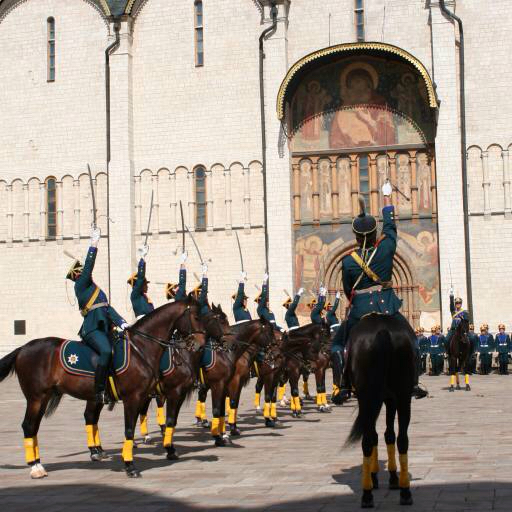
[336,291,341,299]
[201,263,208,276]
[319,286,327,296]
[180,251,188,264]
[382,180,393,197]
[120,322,129,330]
[240,271,248,282]
[449,286,454,296]
[137,245,149,260]
[263,273,269,283]
[298,288,304,296]
[90,227,101,246]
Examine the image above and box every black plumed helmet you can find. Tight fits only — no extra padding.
[352,197,377,235]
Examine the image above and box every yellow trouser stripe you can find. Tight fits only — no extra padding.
[109,376,119,402]
[386,444,397,472]
[122,439,134,462]
[163,427,174,447]
[199,368,205,385]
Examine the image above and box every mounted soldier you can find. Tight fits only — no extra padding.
[310,287,326,325]
[334,180,427,402]
[66,227,129,404]
[257,273,282,331]
[326,291,341,333]
[446,290,469,348]
[233,271,252,322]
[127,245,154,319]
[495,324,510,375]
[165,251,188,302]
[284,288,303,329]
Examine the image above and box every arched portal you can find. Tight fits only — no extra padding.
[283,43,441,329]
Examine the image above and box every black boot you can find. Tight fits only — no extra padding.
[94,364,110,405]
[412,349,428,399]
[332,364,351,405]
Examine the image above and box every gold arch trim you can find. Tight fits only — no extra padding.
[125,0,136,14]
[98,0,111,16]
[276,42,438,120]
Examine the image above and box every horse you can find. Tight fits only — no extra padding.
[447,317,471,392]
[306,322,332,411]
[345,313,415,508]
[0,297,206,479]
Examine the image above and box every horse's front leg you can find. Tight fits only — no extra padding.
[138,396,153,444]
[288,361,302,418]
[210,380,227,447]
[384,398,398,491]
[397,396,413,506]
[84,400,107,460]
[163,386,186,460]
[122,395,145,478]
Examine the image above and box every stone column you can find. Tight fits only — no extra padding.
[56,180,63,244]
[224,167,232,231]
[331,157,339,221]
[388,151,398,217]
[481,151,491,219]
[502,150,511,217]
[430,154,438,220]
[311,159,320,223]
[368,152,378,216]
[169,171,177,238]
[243,165,251,230]
[206,168,214,234]
[187,170,195,231]
[152,173,159,239]
[409,150,418,220]
[38,182,45,246]
[73,178,80,243]
[22,183,29,246]
[350,154,359,216]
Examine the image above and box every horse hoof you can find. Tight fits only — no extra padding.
[160,425,166,435]
[90,452,102,462]
[449,386,454,392]
[400,488,413,506]
[265,418,276,428]
[230,427,241,436]
[255,406,261,412]
[456,385,461,390]
[303,394,313,401]
[371,473,379,489]
[201,420,210,429]
[125,464,141,478]
[143,435,152,445]
[166,444,179,461]
[389,471,399,490]
[361,490,374,508]
[222,433,232,444]
[466,385,471,391]
[214,436,226,447]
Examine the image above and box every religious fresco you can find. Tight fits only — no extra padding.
[289,56,435,153]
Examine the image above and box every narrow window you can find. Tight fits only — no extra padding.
[355,0,365,42]
[14,320,26,336]
[46,177,57,239]
[194,1,204,66]
[359,155,370,207]
[195,167,207,230]
[47,17,56,81]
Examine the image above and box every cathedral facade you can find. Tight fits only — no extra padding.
[0,0,511,354]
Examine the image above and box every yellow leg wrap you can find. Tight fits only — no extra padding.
[93,425,101,447]
[316,393,322,406]
[386,444,397,472]
[254,392,261,408]
[323,393,329,405]
[270,402,277,419]
[163,427,175,447]
[263,402,271,418]
[34,437,40,461]
[303,381,309,395]
[201,402,207,421]
[362,456,373,491]
[211,418,220,436]
[399,453,410,488]
[370,446,379,473]
[450,375,456,386]
[140,415,148,437]
[277,385,286,401]
[157,406,165,426]
[24,437,36,464]
[228,408,237,425]
[121,439,134,462]
[225,397,231,416]
[465,374,470,385]
[290,397,296,411]
[220,417,226,434]
[194,400,202,419]
[332,384,339,395]
[86,425,95,448]
[294,396,301,411]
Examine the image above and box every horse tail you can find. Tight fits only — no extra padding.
[345,329,392,446]
[44,390,63,418]
[0,347,22,383]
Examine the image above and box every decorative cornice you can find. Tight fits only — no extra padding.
[276,42,438,120]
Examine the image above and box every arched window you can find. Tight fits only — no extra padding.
[46,177,57,239]
[354,0,365,42]
[194,1,204,66]
[195,166,207,230]
[47,17,56,81]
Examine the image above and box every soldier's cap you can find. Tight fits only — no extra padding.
[352,197,377,236]
[232,292,248,301]
[325,301,332,310]
[307,298,318,308]
[454,297,463,304]
[469,323,475,330]
[430,326,436,333]
[165,282,178,300]
[498,323,506,330]
[66,260,83,281]
[419,326,425,333]
[254,292,262,304]
[191,284,202,298]
[480,323,488,331]
[127,273,149,287]
[282,297,293,308]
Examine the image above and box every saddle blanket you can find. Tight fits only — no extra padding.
[59,336,130,377]
[159,345,216,377]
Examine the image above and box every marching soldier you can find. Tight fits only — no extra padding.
[333,180,427,402]
[417,327,429,374]
[468,324,479,374]
[67,227,129,404]
[428,326,444,376]
[310,287,326,325]
[284,288,304,329]
[326,291,341,333]
[127,245,154,319]
[233,271,252,322]
[495,324,510,375]
[165,251,188,302]
[478,324,493,375]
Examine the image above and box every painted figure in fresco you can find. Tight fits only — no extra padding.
[417,153,431,211]
[300,81,332,141]
[329,63,396,149]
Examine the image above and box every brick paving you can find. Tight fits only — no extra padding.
[0,373,511,511]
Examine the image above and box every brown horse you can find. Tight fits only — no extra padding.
[0,298,206,479]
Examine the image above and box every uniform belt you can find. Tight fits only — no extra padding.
[330,323,341,330]
[353,284,390,296]
[82,302,108,316]
[288,325,300,331]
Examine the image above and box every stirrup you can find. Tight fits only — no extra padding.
[95,391,110,405]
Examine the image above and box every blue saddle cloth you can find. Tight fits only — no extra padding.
[159,347,176,377]
[200,343,216,370]
[60,336,130,377]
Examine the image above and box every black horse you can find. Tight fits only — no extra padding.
[345,313,415,508]
[447,317,471,392]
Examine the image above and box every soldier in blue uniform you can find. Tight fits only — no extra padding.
[127,245,155,318]
[417,327,429,374]
[478,324,493,375]
[257,273,282,330]
[468,324,479,374]
[326,291,341,332]
[334,181,427,401]
[233,271,252,322]
[446,291,470,348]
[310,287,327,325]
[66,227,129,404]
[165,251,188,301]
[495,324,510,375]
[195,263,209,315]
[283,288,304,329]
[428,325,444,376]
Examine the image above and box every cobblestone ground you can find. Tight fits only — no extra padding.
[1,373,512,511]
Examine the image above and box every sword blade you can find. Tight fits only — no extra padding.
[144,191,154,246]
[179,200,185,253]
[87,164,97,228]
[235,231,244,272]
[185,224,204,265]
